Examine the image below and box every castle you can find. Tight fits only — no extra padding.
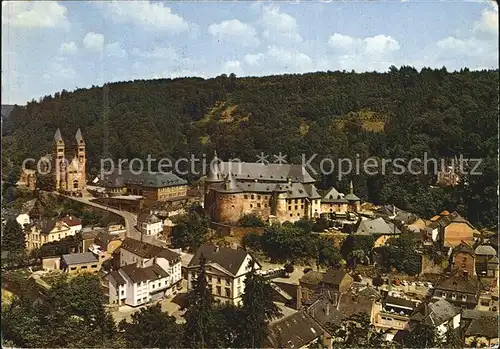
[204,153,361,224]
[53,128,87,195]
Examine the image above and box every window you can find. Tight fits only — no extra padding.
[91,264,97,268]
[288,206,292,211]
[290,214,293,217]
[225,288,231,297]
[264,204,268,207]
[217,286,221,295]
[257,203,261,208]
[251,195,255,199]
[295,205,298,210]
[70,267,77,270]
[480,300,490,306]
[152,284,155,289]
[257,195,261,199]
[294,199,298,204]
[250,204,253,208]
[121,290,124,296]
[244,195,248,199]
[217,277,221,284]
[297,213,300,216]
[81,265,87,269]
[301,205,304,209]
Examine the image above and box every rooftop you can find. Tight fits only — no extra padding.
[120,238,181,262]
[62,252,97,266]
[355,217,401,235]
[465,315,499,339]
[102,169,187,188]
[188,244,250,276]
[266,311,323,348]
[120,263,169,284]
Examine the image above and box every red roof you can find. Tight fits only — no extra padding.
[61,216,82,227]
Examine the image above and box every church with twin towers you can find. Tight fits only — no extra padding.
[53,128,87,195]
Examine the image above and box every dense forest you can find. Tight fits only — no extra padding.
[2,66,498,228]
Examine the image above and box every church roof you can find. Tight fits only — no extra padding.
[322,187,348,203]
[54,128,63,142]
[75,128,84,143]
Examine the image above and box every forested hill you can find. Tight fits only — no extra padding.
[2,66,498,227]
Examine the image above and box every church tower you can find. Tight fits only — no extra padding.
[54,128,65,190]
[75,128,86,188]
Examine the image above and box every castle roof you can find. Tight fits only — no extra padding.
[214,161,315,183]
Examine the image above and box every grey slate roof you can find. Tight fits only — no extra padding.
[108,270,126,285]
[102,170,187,188]
[137,212,161,224]
[54,128,63,142]
[62,252,97,265]
[120,237,181,262]
[188,244,250,276]
[384,295,418,310]
[355,217,401,235]
[215,161,316,183]
[307,296,345,328]
[411,299,459,326]
[344,193,360,201]
[120,263,169,284]
[266,311,323,348]
[434,271,479,295]
[322,187,348,203]
[454,241,476,256]
[474,245,497,256]
[465,315,499,339]
[75,128,84,143]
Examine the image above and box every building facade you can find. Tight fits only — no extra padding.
[187,244,260,306]
[53,128,87,195]
[25,218,75,250]
[102,170,188,202]
[137,212,163,236]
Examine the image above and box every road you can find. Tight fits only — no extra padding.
[60,194,167,247]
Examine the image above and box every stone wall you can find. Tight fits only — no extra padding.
[210,221,265,238]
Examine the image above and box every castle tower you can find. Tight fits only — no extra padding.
[54,128,65,190]
[204,151,224,216]
[75,128,86,188]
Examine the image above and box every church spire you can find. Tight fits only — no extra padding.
[349,180,354,195]
[54,128,63,143]
[75,128,84,144]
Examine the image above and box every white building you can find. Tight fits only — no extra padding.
[15,213,31,228]
[137,212,163,236]
[104,237,183,306]
[186,244,261,306]
[61,215,83,235]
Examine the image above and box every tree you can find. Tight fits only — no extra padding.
[240,262,282,348]
[2,274,117,348]
[2,218,26,266]
[238,213,266,227]
[348,249,365,271]
[242,231,262,251]
[183,255,218,348]
[402,323,438,348]
[327,312,385,348]
[172,204,209,251]
[284,263,294,274]
[119,304,184,348]
[372,275,384,287]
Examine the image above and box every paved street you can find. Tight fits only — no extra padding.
[62,193,167,247]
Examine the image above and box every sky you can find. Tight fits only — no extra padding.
[2,1,498,105]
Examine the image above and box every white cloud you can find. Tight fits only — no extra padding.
[474,8,499,36]
[328,33,400,57]
[132,47,178,60]
[244,53,264,66]
[83,32,105,51]
[221,61,244,75]
[106,42,127,58]
[238,46,313,75]
[59,41,78,55]
[209,19,259,47]
[103,1,189,34]
[260,5,302,43]
[2,2,69,29]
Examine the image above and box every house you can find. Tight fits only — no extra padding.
[428,211,476,248]
[338,284,381,319]
[14,213,31,229]
[307,291,345,329]
[187,244,260,305]
[137,212,163,236]
[410,299,460,339]
[101,169,188,202]
[321,187,349,217]
[372,294,419,332]
[354,217,401,247]
[60,215,83,235]
[299,269,353,305]
[42,255,61,271]
[265,311,329,349]
[464,314,499,347]
[93,230,122,260]
[432,270,479,309]
[475,245,498,278]
[451,241,476,276]
[119,238,182,289]
[61,252,101,274]
[25,218,74,250]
